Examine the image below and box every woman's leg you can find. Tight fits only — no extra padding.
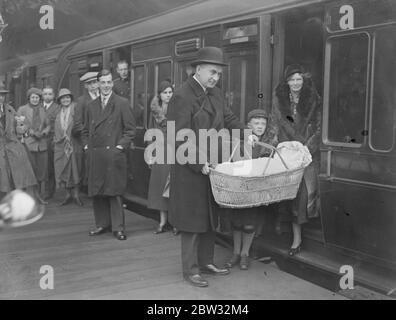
[154,210,167,233]
[72,186,83,206]
[159,210,167,228]
[240,225,256,257]
[291,222,302,249]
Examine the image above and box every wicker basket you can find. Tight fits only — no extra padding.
[209,141,305,209]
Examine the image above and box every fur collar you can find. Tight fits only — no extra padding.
[275,75,319,118]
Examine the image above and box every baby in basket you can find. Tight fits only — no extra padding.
[224,109,278,270]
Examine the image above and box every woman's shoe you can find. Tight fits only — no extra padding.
[288,244,301,257]
[240,254,249,270]
[73,196,84,206]
[59,195,72,206]
[224,254,240,269]
[154,225,165,234]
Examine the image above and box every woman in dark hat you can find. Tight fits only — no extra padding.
[18,88,50,202]
[53,88,83,206]
[271,64,322,256]
[0,84,38,199]
[147,80,178,234]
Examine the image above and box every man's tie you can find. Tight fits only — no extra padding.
[101,97,106,109]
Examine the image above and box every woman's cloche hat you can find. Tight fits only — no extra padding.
[26,87,42,98]
[191,46,228,67]
[57,88,73,102]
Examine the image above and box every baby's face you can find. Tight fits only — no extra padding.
[248,117,267,137]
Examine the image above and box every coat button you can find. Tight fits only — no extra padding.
[106,146,110,149]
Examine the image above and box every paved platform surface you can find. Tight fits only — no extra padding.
[0,194,345,300]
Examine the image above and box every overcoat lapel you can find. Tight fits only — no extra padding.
[94,94,115,130]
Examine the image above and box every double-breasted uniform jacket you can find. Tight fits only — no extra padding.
[53,102,80,187]
[167,76,245,233]
[271,76,321,218]
[74,91,98,183]
[18,103,50,152]
[82,92,136,197]
[0,104,37,192]
[113,77,131,100]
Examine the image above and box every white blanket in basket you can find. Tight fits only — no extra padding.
[214,141,312,177]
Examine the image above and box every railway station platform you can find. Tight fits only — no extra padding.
[0,194,345,300]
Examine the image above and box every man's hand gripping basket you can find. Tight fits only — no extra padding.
[209,141,306,209]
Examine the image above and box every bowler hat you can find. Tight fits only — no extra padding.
[57,88,73,102]
[0,84,9,94]
[191,47,228,67]
[26,87,42,98]
[284,64,304,80]
[247,109,269,122]
[80,71,98,83]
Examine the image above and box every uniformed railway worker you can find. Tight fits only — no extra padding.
[167,47,247,287]
[74,72,99,190]
[113,60,130,100]
[82,69,136,241]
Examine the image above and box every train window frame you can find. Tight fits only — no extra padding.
[154,59,173,95]
[368,26,396,153]
[322,31,371,148]
[325,0,396,34]
[131,64,147,130]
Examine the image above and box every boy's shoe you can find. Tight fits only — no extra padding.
[224,254,240,269]
[240,254,249,270]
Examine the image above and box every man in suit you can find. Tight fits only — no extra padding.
[74,72,99,191]
[167,47,249,287]
[42,86,60,200]
[113,60,130,100]
[82,69,136,241]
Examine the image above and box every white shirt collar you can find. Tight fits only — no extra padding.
[89,90,99,100]
[44,102,53,110]
[101,91,112,104]
[193,75,207,93]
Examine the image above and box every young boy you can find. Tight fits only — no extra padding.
[225,109,278,270]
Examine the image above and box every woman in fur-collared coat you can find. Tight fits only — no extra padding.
[271,64,322,256]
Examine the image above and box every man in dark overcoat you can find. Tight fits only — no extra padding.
[74,72,99,191]
[82,69,136,241]
[167,47,247,287]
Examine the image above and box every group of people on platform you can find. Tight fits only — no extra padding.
[0,46,321,288]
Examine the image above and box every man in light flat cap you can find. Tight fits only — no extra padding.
[167,47,247,287]
[74,72,99,191]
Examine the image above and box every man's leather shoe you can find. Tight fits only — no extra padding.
[200,264,230,275]
[184,274,208,287]
[113,231,127,240]
[89,227,110,236]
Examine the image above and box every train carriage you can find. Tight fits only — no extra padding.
[1,0,395,295]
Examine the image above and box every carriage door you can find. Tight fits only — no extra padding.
[223,20,260,124]
[273,7,325,240]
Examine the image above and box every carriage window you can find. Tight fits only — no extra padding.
[156,61,172,91]
[370,27,396,151]
[328,34,369,144]
[132,65,145,128]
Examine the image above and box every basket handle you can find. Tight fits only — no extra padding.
[228,139,252,162]
[254,141,289,175]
